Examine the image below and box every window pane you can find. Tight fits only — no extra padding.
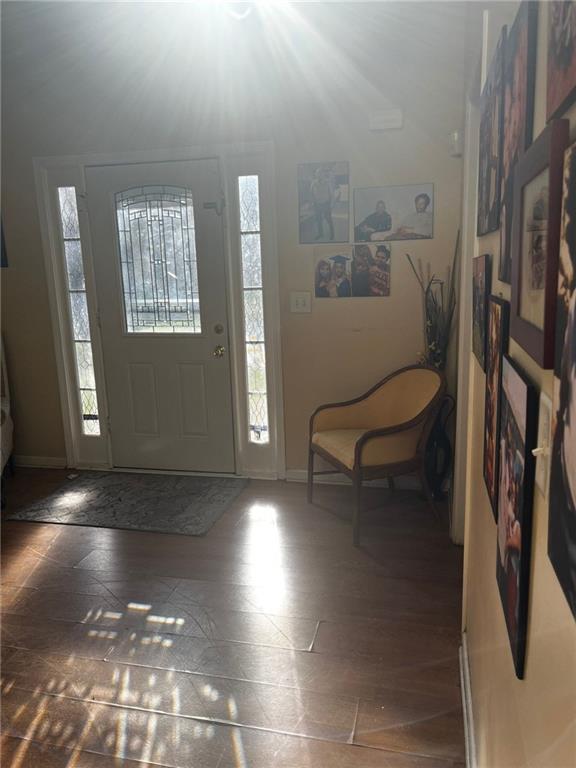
[64,240,85,290]
[80,390,100,436]
[239,175,260,232]
[241,234,262,288]
[246,343,267,393]
[116,187,201,334]
[249,393,269,444]
[58,187,80,239]
[243,289,265,342]
[75,341,96,390]
[70,292,90,341]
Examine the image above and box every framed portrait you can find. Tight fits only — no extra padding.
[351,244,391,297]
[473,254,491,371]
[298,162,349,245]
[353,184,433,242]
[547,1,576,121]
[499,1,538,283]
[511,119,570,368]
[496,355,538,679]
[483,296,510,520]
[548,140,576,619]
[477,27,506,236]
[314,246,353,298]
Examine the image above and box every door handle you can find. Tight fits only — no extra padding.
[213,345,226,358]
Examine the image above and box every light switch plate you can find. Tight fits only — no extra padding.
[290,291,311,313]
[535,392,552,497]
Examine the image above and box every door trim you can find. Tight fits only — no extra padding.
[33,141,285,479]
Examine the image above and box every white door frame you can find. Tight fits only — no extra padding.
[33,141,285,479]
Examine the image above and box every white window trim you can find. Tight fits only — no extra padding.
[33,141,285,478]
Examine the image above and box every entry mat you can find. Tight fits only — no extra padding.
[6,471,249,536]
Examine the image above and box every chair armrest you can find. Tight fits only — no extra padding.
[310,398,368,435]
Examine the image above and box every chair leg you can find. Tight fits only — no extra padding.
[352,472,362,546]
[307,448,314,504]
[419,467,440,520]
[388,476,395,491]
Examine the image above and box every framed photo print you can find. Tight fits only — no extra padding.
[354,184,433,242]
[298,162,349,244]
[499,1,538,283]
[314,246,352,298]
[548,140,576,619]
[477,27,506,236]
[511,119,570,368]
[473,254,491,370]
[483,296,510,519]
[352,244,391,297]
[547,1,576,121]
[496,355,538,679]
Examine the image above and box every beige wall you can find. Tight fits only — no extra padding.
[462,4,576,767]
[1,2,466,469]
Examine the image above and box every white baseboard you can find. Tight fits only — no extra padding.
[14,455,67,468]
[285,468,421,490]
[459,632,477,768]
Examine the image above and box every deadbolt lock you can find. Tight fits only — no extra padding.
[213,345,226,358]
[214,323,224,335]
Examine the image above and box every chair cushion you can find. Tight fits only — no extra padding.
[312,426,422,470]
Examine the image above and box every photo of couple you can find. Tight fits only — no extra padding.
[354,184,434,242]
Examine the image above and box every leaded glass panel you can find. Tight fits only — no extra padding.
[115,186,201,334]
[58,187,80,239]
[243,289,265,343]
[70,292,90,342]
[246,343,267,393]
[241,234,262,288]
[75,342,96,390]
[64,240,85,290]
[249,393,269,443]
[58,186,100,437]
[239,175,260,232]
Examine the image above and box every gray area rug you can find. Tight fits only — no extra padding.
[6,471,249,536]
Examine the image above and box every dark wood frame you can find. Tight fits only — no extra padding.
[546,1,576,121]
[496,354,538,679]
[498,1,538,284]
[307,364,446,546]
[477,25,506,237]
[483,296,510,521]
[472,253,492,371]
[511,119,569,368]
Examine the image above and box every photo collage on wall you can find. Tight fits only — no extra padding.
[474,0,576,675]
[298,162,434,300]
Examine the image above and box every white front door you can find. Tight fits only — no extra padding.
[85,159,235,472]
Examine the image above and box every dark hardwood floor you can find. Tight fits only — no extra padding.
[1,469,464,767]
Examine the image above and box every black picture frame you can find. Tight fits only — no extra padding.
[496,355,538,679]
[547,1,576,121]
[472,253,491,370]
[510,119,570,368]
[477,26,506,236]
[548,140,576,620]
[499,1,538,284]
[483,295,510,520]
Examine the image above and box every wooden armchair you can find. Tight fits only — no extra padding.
[308,364,446,545]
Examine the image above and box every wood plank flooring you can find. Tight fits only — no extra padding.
[1,469,465,767]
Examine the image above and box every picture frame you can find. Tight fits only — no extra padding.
[298,162,350,245]
[499,2,538,284]
[510,119,570,368]
[548,140,576,619]
[483,296,510,520]
[477,26,506,236]
[353,184,434,242]
[547,1,576,121]
[314,246,353,298]
[351,244,391,297]
[496,355,538,679]
[472,254,491,370]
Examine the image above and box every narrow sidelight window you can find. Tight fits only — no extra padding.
[238,176,269,444]
[57,187,100,435]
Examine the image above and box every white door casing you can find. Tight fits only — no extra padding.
[85,158,235,472]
